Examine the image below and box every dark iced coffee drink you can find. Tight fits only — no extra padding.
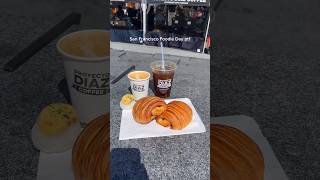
[150,61,177,98]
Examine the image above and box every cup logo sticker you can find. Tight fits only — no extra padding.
[132,84,145,92]
[157,79,172,89]
[72,69,109,95]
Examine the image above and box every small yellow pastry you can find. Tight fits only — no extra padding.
[32,103,81,153]
[121,94,135,105]
[37,103,78,136]
[120,94,135,110]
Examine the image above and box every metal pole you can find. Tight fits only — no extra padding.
[142,0,147,41]
[202,14,210,53]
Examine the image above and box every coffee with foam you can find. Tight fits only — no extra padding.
[57,30,109,124]
[128,71,150,80]
[128,71,150,100]
[59,31,109,59]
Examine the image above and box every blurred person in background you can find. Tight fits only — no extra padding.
[116,5,124,20]
[147,6,155,31]
[155,6,166,30]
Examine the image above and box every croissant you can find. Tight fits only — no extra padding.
[132,96,167,124]
[156,101,192,130]
[73,114,109,180]
[211,124,264,180]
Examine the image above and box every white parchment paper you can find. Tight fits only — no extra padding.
[37,150,73,180]
[119,98,206,140]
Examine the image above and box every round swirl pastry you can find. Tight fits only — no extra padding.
[73,114,109,180]
[211,124,264,180]
[156,101,192,130]
[132,96,167,124]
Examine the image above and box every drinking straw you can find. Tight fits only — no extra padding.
[160,41,165,69]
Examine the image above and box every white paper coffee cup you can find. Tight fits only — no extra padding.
[57,29,109,124]
[128,71,150,100]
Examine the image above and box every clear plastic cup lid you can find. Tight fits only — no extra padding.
[150,61,177,72]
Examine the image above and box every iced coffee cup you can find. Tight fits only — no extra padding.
[57,29,109,124]
[150,61,177,98]
[128,71,150,100]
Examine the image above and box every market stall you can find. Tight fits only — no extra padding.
[110,0,210,53]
